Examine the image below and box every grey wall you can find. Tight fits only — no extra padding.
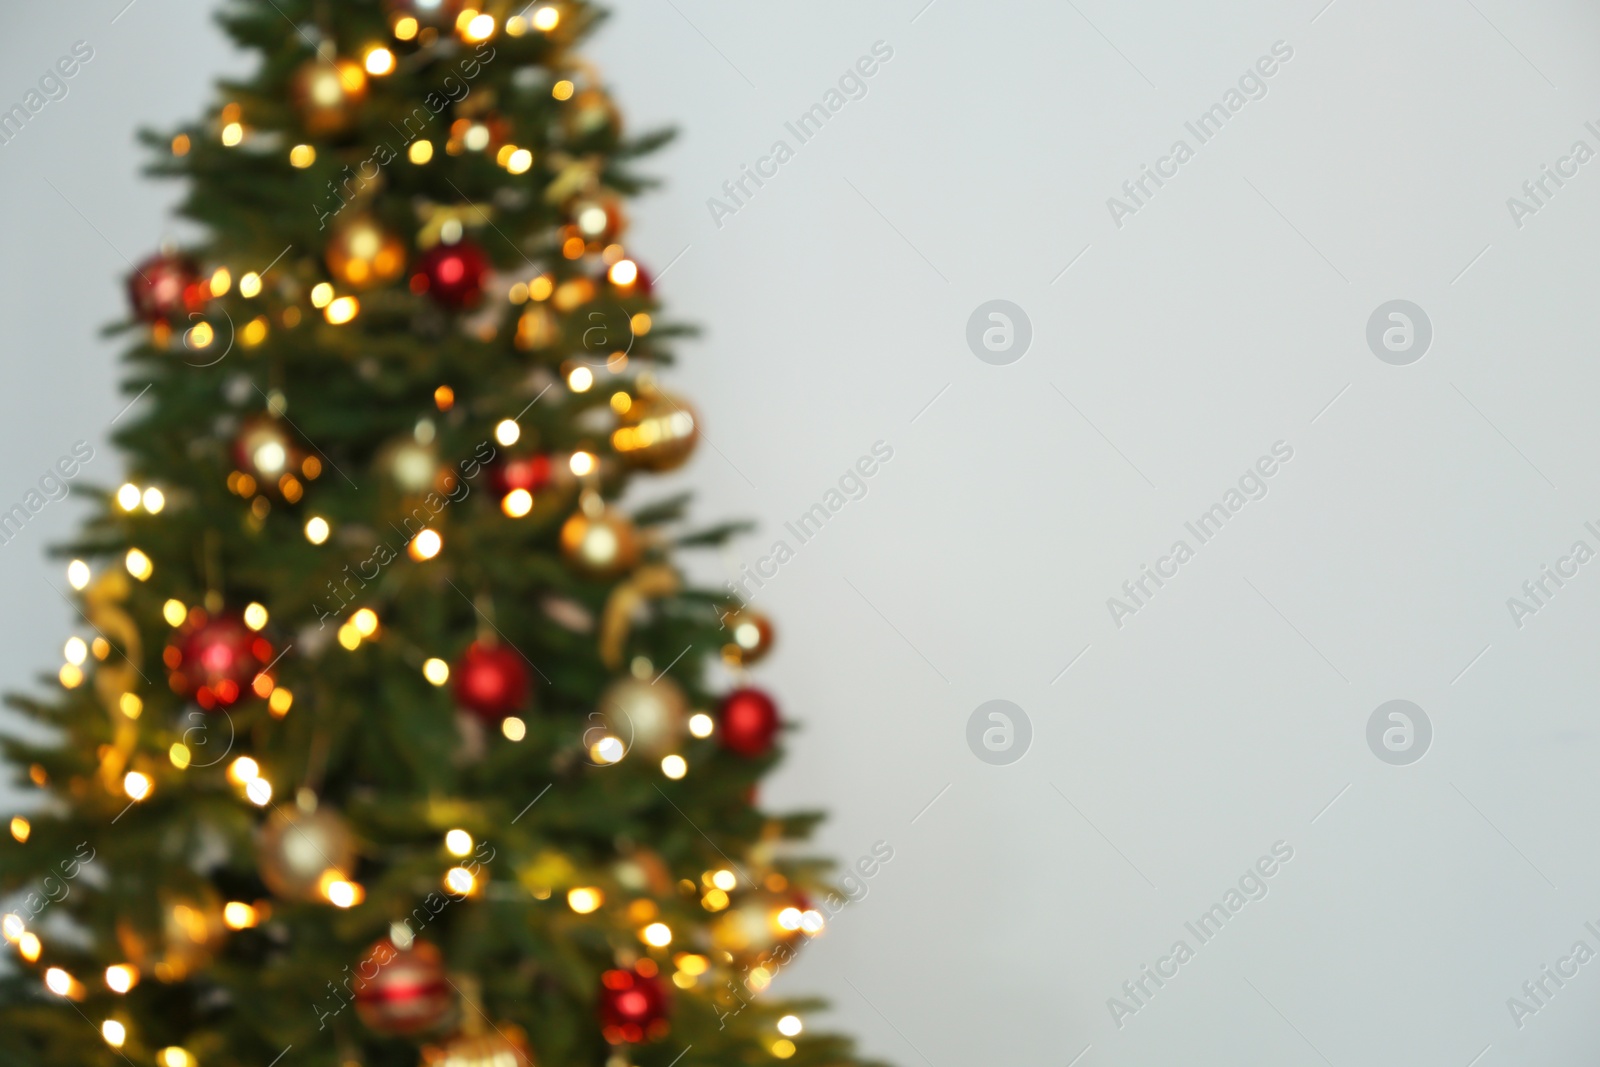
[7,1,1600,1064]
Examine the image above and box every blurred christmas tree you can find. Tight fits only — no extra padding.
[0,4,876,1066]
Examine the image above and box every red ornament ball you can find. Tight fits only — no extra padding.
[453,641,530,720]
[354,938,452,1037]
[489,454,553,497]
[717,687,780,757]
[128,252,208,325]
[165,611,275,711]
[411,238,489,309]
[599,964,671,1044]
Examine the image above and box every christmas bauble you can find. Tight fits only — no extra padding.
[128,252,208,325]
[422,1031,531,1067]
[453,642,531,720]
[598,676,687,758]
[116,888,225,983]
[412,238,489,309]
[167,611,275,711]
[611,388,697,472]
[257,806,355,901]
[721,610,774,667]
[384,0,464,27]
[292,58,367,136]
[326,215,406,289]
[354,938,452,1036]
[234,418,301,488]
[560,506,640,579]
[599,965,671,1044]
[717,688,780,757]
[489,454,553,497]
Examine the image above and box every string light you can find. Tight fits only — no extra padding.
[661,755,687,779]
[772,1039,796,1059]
[245,778,273,806]
[423,658,450,686]
[243,602,269,630]
[567,887,603,914]
[142,487,166,513]
[239,272,262,298]
[352,608,378,637]
[310,283,334,308]
[44,967,72,996]
[67,559,90,590]
[494,419,520,446]
[222,122,243,146]
[105,965,138,994]
[591,736,624,764]
[552,79,574,101]
[569,451,596,476]
[125,549,153,581]
[123,772,151,801]
[269,687,293,716]
[9,816,29,842]
[533,5,561,30]
[2,914,23,941]
[120,693,142,719]
[502,716,526,741]
[227,757,259,786]
[63,637,87,665]
[688,712,714,738]
[463,13,496,41]
[59,664,83,689]
[305,516,330,544]
[445,829,472,857]
[409,140,433,164]
[159,1049,196,1067]
[210,268,232,296]
[506,148,533,174]
[502,489,533,518]
[444,867,476,895]
[608,259,638,287]
[778,1015,803,1037]
[325,296,359,324]
[642,922,672,947]
[364,47,396,75]
[409,529,442,560]
[394,16,419,40]
[776,907,803,932]
[223,902,258,929]
[711,869,738,891]
[169,744,191,770]
[18,932,40,962]
[290,144,315,168]
[116,484,141,510]
[567,366,594,392]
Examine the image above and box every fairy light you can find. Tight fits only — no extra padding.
[423,658,450,686]
[239,272,262,298]
[169,744,191,770]
[661,755,687,780]
[688,712,714,738]
[409,140,433,164]
[18,932,41,962]
[494,419,521,446]
[269,687,293,716]
[444,867,476,895]
[222,122,243,146]
[567,366,594,392]
[209,268,232,297]
[125,549,153,581]
[772,1039,796,1059]
[326,879,361,908]
[290,144,316,168]
[569,451,596,476]
[9,816,29,842]
[364,47,396,75]
[160,1049,196,1067]
[171,134,190,156]
[123,772,151,801]
[243,602,269,630]
[445,829,472,857]
[608,259,638,287]
[800,909,825,934]
[2,914,23,941]
[101,1020,126,1048]
[116,484,141,510]
[159,600,187,628]
[507,148,533,174]
[552,79,574,101]
[642,922,672,947]
[67,560,90,590]
[325,296,359,324]
[227,757,259,786]
[463,12,496,41]
[567,887,602,914]
[778,1015,803,1037]
[529,276,554,301]
[352,608,379,637]
[502,716,526,741]
[337,623,361,651]
[711,869,738,892]
[105,965,138,994]
[246,778,273,806]
[59,664,83,688]
[44,967,72,996]
[310,283,333,308]
[409,529,442,560]
[142,487,166,513]
[394,16,419,40]
[223,902,258,929]
[502,489,533,518]
[591,736,625,764]
[64,637,87,666]
[533,5,561,30]
[305,516,330,544]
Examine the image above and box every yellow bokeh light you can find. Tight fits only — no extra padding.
[608,259,638,287]
[305,516,330,544]
[502,716,526,741]
[58,663,83,689]
[2,914,22,942]
[223,902,257,930]
[67,559,90,590]
[210,267,232,296]
[642,922,672,947]
[337,623,361,651]
[711,869,737,891]
[661,754,687,779]
[171,134,190,156]
[310,283,334,308]
[123,772,151,801]
[9,816,30,843]
[290,143,316,168]
[688,713,714,738]
[239,272,262,298]
[187,322,215,349]
[502,489,533,518]
[159,1048,196,1067]
[243,602,269,630]
[105,965,138,994]
[567,366,594,392]
[778,1015,803,1037]
[326,879,361,908]
[44,967,72,996]
[18,932,41,962]
[772,1039,796,1059]
[409,139,434,164]
[120,693,143,719]
[677,953,709,976]
[227,757,260,785]
[64,637,87,666]
[142,487,166,513]
[325,296,360,324]
[591,736,624,764]
[552,80,574,101]
[507,148,533,174]
[222,122,243,146]
[269,687,293,716]
[567,887,603,914]
[701,888,729,911]
[533,5,561,31]
[776,907,803,932]
[116,483,141,511]
[445,867,476,895]
[529,276,554,301]
[125,549,153,581]
[102,1020,128,1048]
[168,744,191,770]
[246,777,273,806]
[394,15,419,40]
[352,608,378,637]
[463,13,496,41]
[445,829,473,857]
[423,658,450,686]
[569,451,596,477]
[364,47,396,75]
[494,419,521,446]
[162,599,188,627]
[410,529,442,560]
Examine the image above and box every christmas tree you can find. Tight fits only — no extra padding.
[0,4,876,1066]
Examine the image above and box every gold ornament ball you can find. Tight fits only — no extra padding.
[721,609,774,666]
[258,806,356,901]
[422,1029,532,1067]
[598,676,687,757]
[327,215,406,289]
[293,58,367,136]
[560,506,640,578]
[612,388,698,472]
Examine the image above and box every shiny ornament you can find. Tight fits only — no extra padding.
[257,806,356,901]
[326,215,407,289]
[116,888,225,983]
[490,454,553,497]
[127,252,208,325]
[717,687,780,757]
[560,505,640,579]
[385,0,464,27]
[611,388,697,472]
[292,58,367,136]
[597,676,687,758]
[599,965,671,1044]
[413,238,489,308]
[721,609,774,667]
[166,611,276,710]
[422,1031,532,1067]
[354,938,452,1036]
[453,641,531,720]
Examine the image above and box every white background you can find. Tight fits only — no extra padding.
[6,1,1600,1064]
